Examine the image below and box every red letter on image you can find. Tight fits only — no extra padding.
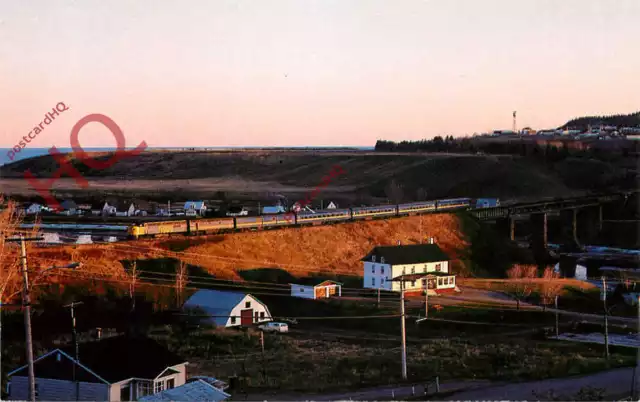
[69,113,147,170]
[24,146,90,211]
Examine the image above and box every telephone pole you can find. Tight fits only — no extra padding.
[400,281,407,380]
[7,235,44,402]
[63,301,83,401]
[554,295,559,337]
[602,276,609,360]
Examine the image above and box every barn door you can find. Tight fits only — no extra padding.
[240,309,253,326]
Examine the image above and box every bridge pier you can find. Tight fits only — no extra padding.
[496,217,516,241]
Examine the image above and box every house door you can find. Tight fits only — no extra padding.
[427,278,436,289]
[240,309,253,326]
[315,287,327,299]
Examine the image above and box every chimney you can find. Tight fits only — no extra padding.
[429,237,435,244]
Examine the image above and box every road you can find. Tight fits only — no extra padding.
[234,367,639,401]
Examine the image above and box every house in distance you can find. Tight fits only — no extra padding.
[183,289,272,327]
[290,279,342,300]
[361,242,458,294]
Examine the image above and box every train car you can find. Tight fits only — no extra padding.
[474,198,500,208]
[397,201,437,215]
[296,209,351,225]
[351,205,397,219]
[436,198,471,211]
[129,219,189,238]
[262,214,296,227]
[191,217,235,233]
[235,216,263,230]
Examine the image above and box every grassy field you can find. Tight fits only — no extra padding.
[153,323,635,394]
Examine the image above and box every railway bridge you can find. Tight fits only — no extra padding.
[470,190,638,252]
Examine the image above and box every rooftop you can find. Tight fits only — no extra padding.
[361,244,450,265]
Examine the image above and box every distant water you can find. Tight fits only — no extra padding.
[0,146,373,167]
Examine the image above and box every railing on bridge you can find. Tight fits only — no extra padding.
[469,192,632,221]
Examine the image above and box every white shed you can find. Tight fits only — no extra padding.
[183,290,272,327]
[290,280,342,300]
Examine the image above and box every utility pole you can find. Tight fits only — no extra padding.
[554,295,559,337]
[63,301,83,401]
[602,276,609,360]
[400,281,407,380]
[425,286,429,319]
[7,235,44,402]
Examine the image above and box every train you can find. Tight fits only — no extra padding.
[128,197,496,239]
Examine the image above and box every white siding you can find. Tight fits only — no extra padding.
[8,376,109,402]
[362,261,392,291]
[225,295,272,327]
[364,260,450,292]
[291,284,316,299]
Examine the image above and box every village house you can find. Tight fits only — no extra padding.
[139,379,230,402]
[25,203,44,215]
[184,201,207,217]
[7,335,188,401]
[183,289,272,327]
[290,280,342,300]
[361,243,457,294]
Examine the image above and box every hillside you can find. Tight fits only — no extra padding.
[559,111,640,130]
[0,150,627,205]
[21,214,491,299]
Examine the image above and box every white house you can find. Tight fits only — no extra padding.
[25,203,44,215]
[183,289,272,327]
[139,379,230,402]
[184,201,207,217]
[361,243,456,294]
[290,280,342,300]
[7,336,188,402]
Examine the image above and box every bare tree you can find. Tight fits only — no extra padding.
[175,261,188,308]
[0,199,23,304]
[506,264,537,311]
[385,179,404,204]
[540,266,563,312]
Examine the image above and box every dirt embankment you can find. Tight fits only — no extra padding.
[26,214,468,288]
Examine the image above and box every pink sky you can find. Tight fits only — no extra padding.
[1,0,639,147]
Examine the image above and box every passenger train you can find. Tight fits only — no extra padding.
[129,197,490,239]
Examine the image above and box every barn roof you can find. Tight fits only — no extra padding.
[183,289,268,326]
[361,244,450,265]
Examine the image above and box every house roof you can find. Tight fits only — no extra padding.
[290,279,343,287]
[183,289,269,326]
[9,336,187,384]
[139,379,230,402]
[361,244,450,265]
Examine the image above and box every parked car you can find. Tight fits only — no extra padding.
[258,322,289,333]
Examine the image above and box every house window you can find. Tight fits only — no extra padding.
[138,382,153,397]
[423,265,427,273]
[444,277,449,285]
[166,378,175,389]
[154,381,165,394]
[300,287,305,292]
[260,311,265,319]
[372,278,376,286]
[381,267,385,275]
[435,264,442,272]
[438,278,443,286]
[381,278,385,285]
[411,267,415,274]
[245,301,251,308]
[402,267,406,275]
[411,280,416,287]
[231,316,236,324]
[372,265,375,273]
[372,255,376,262]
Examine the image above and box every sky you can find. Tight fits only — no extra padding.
[1,0,639,148]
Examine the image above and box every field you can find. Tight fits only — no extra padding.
[1,149,624,206]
